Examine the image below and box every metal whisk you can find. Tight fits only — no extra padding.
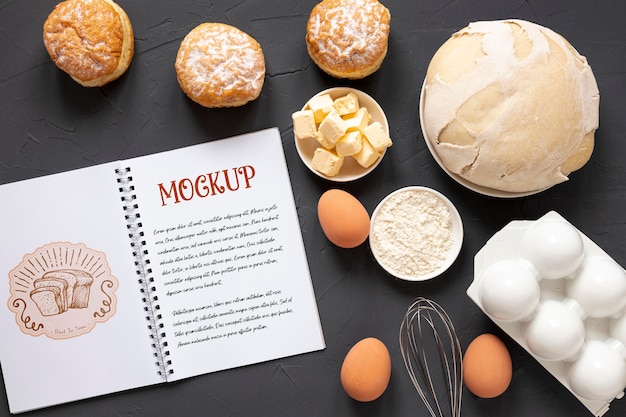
[399,297,463,417]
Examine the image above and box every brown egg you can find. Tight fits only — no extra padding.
[462,333,513,398]
[317,189,370,248]
[340,337,391,402]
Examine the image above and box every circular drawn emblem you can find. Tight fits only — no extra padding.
[7,242,119,339]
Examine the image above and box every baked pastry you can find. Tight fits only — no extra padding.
[306,0,391,79]
[43,0,134,87]
[175,23,266,108]
[421,20,600,194]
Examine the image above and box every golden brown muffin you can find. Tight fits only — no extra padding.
[175,23,266,108]
[421,19,599,194]
[306,0,391,79]
[43,0,134,87]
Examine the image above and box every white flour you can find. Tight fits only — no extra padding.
[370,189,453,278]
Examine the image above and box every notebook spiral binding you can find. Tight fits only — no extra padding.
[115,166,173,378]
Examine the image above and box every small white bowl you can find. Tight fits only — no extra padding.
[369,186,463,281]
[294,87,389,182]
[418,81,547,198]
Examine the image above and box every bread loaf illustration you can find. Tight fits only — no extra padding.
[34,277,69,311]
[30,269,95,316]
[10,242,119,339]
[43,269,94,309]
[30,287,64,316]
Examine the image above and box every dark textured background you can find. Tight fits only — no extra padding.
[1,1,625,416]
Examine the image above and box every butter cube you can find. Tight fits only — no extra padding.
[311,147,344,177]
[333,92,360,116]
[307,94,334,123]
[353,137,380,168]
[315,130,335,149]
[292,110,317,141]
[343,107,371,132]
[362,121,392,152]
[318,111,348,146]
[335,131,363,157]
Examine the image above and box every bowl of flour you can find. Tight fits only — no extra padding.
[369,186,463,281]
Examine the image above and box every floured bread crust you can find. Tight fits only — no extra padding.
[175,23,266,108]
[422,20,600,193]
[306,0,390,79]
[43,0,134,87]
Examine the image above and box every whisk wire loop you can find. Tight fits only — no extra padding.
[399,297,463,417]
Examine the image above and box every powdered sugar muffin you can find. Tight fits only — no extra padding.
[306,0,391,79]
[175,23,266,108]
[43,0,134,87]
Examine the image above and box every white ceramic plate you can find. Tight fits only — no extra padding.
[418,81,548,198]
[369,186,463,281]
[294,87,389,182]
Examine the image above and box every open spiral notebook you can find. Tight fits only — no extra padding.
[0,128,325,414]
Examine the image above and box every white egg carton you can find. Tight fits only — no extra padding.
[467,211,626,417]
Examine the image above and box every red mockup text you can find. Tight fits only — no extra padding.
[158,165,256,206]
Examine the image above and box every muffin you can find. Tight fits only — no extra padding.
[306,0,391,79]
[175,23,266,108]
[43,0,134,87]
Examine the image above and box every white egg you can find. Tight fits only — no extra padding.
[521,219,584,279]
[525,300,585,361]
[566,256,626,318]
[568,340,626,401]
[479,259,541,322]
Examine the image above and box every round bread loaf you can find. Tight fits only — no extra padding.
[175,23,266,108]
[421,20,599,194]
[306,0,390,79]
[43,0,134,87]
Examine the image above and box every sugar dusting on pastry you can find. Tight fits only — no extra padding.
[306,0,390,79]
[175,23,265,108]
